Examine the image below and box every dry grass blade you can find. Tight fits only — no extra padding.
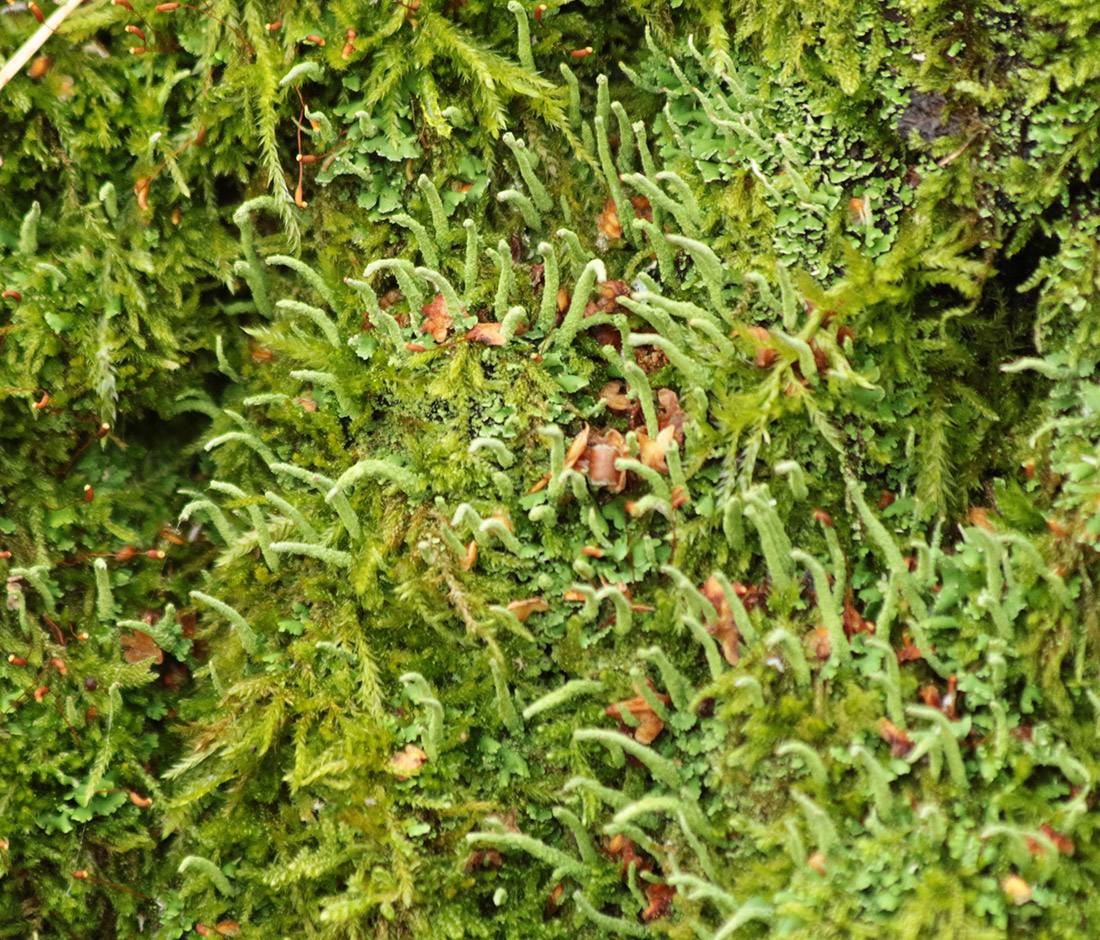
[0,0,86,93]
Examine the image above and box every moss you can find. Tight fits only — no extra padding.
[4,0,1100,937]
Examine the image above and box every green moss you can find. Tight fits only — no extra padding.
[4,0,1100,937]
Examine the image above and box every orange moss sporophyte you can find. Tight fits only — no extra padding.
[70,869,152,901]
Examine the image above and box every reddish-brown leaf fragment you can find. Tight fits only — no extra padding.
[1031,823,1075,856]
[466,847,502,872]
[466,322,506,345]
[599,381,636,414]
[597,198,622,239]
[606,682,671,745]
[420,293,452,343]
[700,575,739,665]
[747,325,778,368]
[390,744,428,779]
[637,425,676,474]
[544,883,564,918]
[656,388,687,445]
[564,425,590,470]
[642,882,676,921]
[879,719,912,757]
[459,540,477,571]
[806,627,831,660]
[120,630,163,665]
[896,632,923,662]
[586,444,623,489]
[842,595,874,638]
[506,598,548,622]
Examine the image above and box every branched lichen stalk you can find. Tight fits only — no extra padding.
[266,254,338,310]
[865,637,906,728]
[93,558,115,623]
[907,705,967,787]
[270,542,352,568]
[203,428,278,466]
[502,133,552,213]
[179,498,239,547]
[522,679,604,720]
[850,743,894,817]
[489,658,523,735]
[264,491,319,541]
[766,628,810,688]
[189,590,260,655]
[275,300,341,347]
[792,549,847,662]
[572,890,650,937]
[178,856,234,897]
[638,647,692,711]
[328,459,423,503]
[684,614,725,680]
[777,741,828,787]
[536,241,560,331]
[464,831,586,877]
[574,729,680,788]
[554,258,607,349]
[390,213,440,271]
[416,174,452,248]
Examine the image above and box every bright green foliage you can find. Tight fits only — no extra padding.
[3,0,1100,938]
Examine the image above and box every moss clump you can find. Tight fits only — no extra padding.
[3,1,1100,937]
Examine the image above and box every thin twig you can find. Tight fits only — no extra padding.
[936,136,975,168]
[0,0,86,93]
